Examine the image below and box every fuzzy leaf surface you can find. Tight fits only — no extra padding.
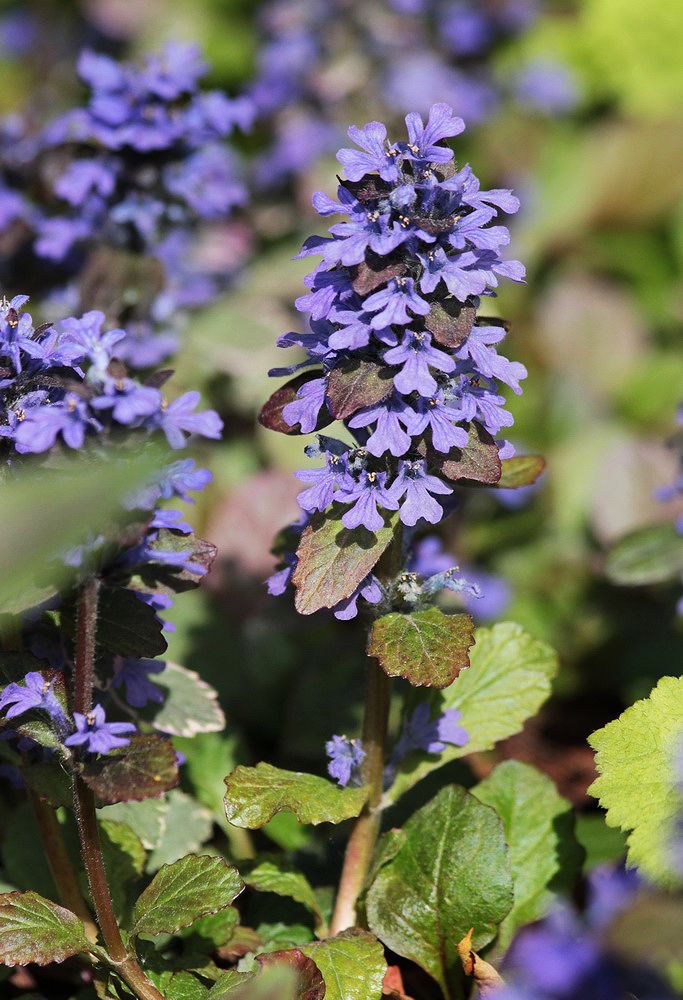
[224,763,368,829]
[326,360,392,420]
[366,786,513,996]
[388,623,557,801]
[425,301,475,348]
[437,422,501,485]
[292,508,396,615]
[132,854,243,938]
[474,761,584,948]
[81,734,178,804]
[245,859,325,933]
[497,455,546,489]
[605,524,683,585]
[368,608,474,688]
[147,662,224,737]
[0,892,91,965]
[301,929,387,1000]
[589,675,683,888]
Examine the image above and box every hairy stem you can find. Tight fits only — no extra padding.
[329,660,391,934]
[329,528,402,934]
[28,790,98,941]
[72,577,163,1000]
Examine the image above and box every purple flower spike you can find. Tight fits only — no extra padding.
[326,734,365,786]
[65,704,136,755]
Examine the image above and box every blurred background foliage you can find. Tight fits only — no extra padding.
[0,0,681,866]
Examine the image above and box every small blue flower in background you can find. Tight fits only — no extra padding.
[326,735,366,787]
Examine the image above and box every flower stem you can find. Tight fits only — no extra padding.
[329,660,391,934]
[72,577,163,1000]
[329,526,402,935]
[28,790,98,942]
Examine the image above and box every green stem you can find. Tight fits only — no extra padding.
[28,790,98,942]
[72,577,163,1000]
[329,660,391,934]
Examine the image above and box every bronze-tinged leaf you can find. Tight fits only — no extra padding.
[259,373,332,435]
[292,508,396,615]
[327,361,393,420]
[340,176,391,203]
[352,260,408,296]
[368,608,475,688]
[425,301,476,349]
[497,455,545,489]
[257,950,326,1000]
[0,892,91,966]
[81,735,179,804]
[437,422,501,485]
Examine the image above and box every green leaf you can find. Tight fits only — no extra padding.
[588,675,683,888]
[176,732,243,834]
[436,421,501,485]
[99,820,146,921]
[292,508,396,615]
[0,444,168,616]
[473,761,584,949]
[146,790,213,872]
[2,802,60,901]
[131,854,243,939]
[99,798,169,851]
[210,966,298,999]
[245,860,326,935]
[301,929,387,1000]
[366,786,513,997]
[165,972,213,1000]
[147,662,224,737]
[497,455,546,489]
[326,360,392,420]
[257,950,325,999]
[575,814,627,871]
[179,907,240,948]
[96,587,167,659]
[0,892,92,965]
[81,734,179,804]
[368,609,474,688]
[605,524,683,585]
[388,623,558,802]
[224,763,368,829]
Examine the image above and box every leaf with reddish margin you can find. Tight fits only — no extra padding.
[497,455,545,489]
[425,301,476,349]
[292,508,397,615]
[352,260,407,296]
[368,608,475,688]
[0,892,91,965]
[81,734,179,804]
[302,929,387,1000]
[327,361,393,420]
[257,950,325,1000]
[259,373,332,436]
[436,422,501,485]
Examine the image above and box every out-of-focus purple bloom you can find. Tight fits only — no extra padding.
[65,704,135,754]
[514,59,579,115]
[390,703,468,774]
[154,391,222,448]
[326,734,365,787]
[91,378,161,425]
[14,392,102,452]
[111,657,165,709]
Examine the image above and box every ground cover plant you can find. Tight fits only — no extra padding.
[0,4,682,1000]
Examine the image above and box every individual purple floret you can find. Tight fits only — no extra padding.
[0,671,68,733]
[65,705,136,755]
[326,734,366,787]
[392,702,468,764]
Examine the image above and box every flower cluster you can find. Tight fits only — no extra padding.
[249,0,576,188]
[266,105,525,618]
[326,702,468,787]
[0,43,254,367]
[0,294,221,760]
[497,866,676,1000]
